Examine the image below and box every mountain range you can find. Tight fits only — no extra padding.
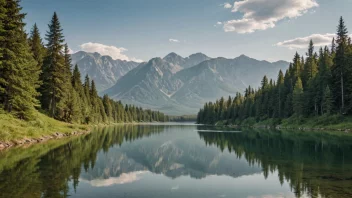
[100,53,289,115]
[71,51,289,115]
[80,127,261,183]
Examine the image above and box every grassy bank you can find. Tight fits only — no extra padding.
[0,111,89,143]
[215,114,352,131]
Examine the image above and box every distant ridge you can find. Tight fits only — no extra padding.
[71,51,141,91]
[102,52,289,115]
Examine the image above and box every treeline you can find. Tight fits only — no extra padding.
[198,17,352,125]
[0,0,168,123]
[169,115,197,122]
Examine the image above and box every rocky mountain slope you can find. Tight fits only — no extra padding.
[71,51,140,91]
[102,53,289,115]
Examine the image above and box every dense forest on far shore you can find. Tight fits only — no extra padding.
[197,17,352,128]
[0,0,168,125]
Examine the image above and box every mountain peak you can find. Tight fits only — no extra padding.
[188,52,209,59]
[148,57,164,65]
[163,52,183,59]
[237,54,250,59]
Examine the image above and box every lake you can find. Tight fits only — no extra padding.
[1,123,352,198]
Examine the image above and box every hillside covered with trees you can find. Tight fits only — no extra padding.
[197,17,352,128]
[0,0,168,128]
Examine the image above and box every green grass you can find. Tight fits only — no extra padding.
[0,136,77,172]
[216,114,352,131]
[280,114,352,130]
[0,111,89,142]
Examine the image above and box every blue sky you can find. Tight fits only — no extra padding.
[21,0,352,62]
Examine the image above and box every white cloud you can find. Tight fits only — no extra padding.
[224,18,275,33]
[276,33,352,49]
[82,171,147,187]
[214,21,223,27]
[169,38,180,43]
[223,3,232,9]
[223,0,319,34]
[276,33,335,49]
[79,42,143,62]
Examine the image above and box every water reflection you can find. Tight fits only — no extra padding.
[198,127,352,198]
[0,124,351,198]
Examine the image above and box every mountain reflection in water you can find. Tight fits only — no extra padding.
[0,124,352,198]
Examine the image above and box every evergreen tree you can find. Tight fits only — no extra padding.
[293,78,304,115]
[332,16,349,114]
[59,43,75,121]
[322,86,333,114]
[103,94,113,122]
[292,52,302,84]
[277,70,284,118]
[72,65,82,90]
[0,0,40,119]
[303,40,318,86]
[28,23,45,72]
[63,43,72,80]
[41,12,66,118]
[0,0,6,106]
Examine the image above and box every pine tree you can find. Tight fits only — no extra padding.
[103,94,112,122]
[303,40,318,86]
[292,52,302,83]
[63,43,72,80]
[72,65,81,90]
[65,88,80,122]
[317,47,333,114]
[58,43,75,121]
[83,74,90,104]
[0,0,6,106]
[332,16,349,114]
[89,80,97,122]
[322,85,333,114]
[41,12,66,118]
[28,23,45,72]
[293,78,304,116]
[277,70,284,118]
[0,0,40,119]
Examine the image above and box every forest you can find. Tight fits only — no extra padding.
[197,17,352,127]
[0,0,168,125]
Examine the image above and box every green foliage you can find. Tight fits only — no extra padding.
[0,0,40,119]
[28,23,45,72]
[0,5,169,134]
[40,12,68,118]
[293,77,304,115]
[198,17,352,126]
[322,85,333,114]
[332,16,350,113]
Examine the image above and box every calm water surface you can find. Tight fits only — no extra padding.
[1,123,352,198]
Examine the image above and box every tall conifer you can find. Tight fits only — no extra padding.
[41,12,66,118]
[0,0,40,119]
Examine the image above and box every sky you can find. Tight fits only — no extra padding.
[21,0,352,62]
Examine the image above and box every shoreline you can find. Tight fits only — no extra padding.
[214,123,352,133]
[0,122,180,151]
[0,130,91,151]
